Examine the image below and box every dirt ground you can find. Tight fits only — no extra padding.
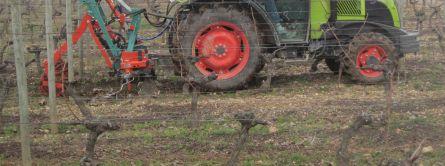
[1,0,445,165]
[1,48,445,165]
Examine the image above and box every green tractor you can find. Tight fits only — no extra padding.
[169,0,420,90]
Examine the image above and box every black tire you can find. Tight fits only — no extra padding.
[325,58,341,73]
[175,7,262,90]
[343,32,398,83]
[324,48,347,74]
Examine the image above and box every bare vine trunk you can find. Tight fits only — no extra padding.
[66,85,120,165]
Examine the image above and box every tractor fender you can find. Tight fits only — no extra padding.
[176,0,280,46]
[329,21,419,54]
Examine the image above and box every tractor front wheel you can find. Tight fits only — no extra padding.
[325,58,341,74]
[343,32,398,83]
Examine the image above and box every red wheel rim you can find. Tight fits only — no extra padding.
[356,45,387,78]
[192,21,250,80]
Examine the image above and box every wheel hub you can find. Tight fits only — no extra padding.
[193,21,250,80]
[366,55,379,66]
[215,45,226,55]
[356,46,387,78]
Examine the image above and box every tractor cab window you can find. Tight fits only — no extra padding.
[261,0,309,42]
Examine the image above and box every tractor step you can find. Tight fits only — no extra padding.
[275,47,311,60]
[275,48,311,64]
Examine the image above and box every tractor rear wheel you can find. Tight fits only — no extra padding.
[343,32,398,83]
[175,7,262,90]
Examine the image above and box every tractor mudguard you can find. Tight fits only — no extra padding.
[330,21,419,54]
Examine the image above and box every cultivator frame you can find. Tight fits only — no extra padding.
[40,0,153,96]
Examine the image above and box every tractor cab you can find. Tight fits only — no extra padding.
[260,0,310,43]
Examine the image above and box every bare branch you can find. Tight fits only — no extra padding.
[227,112,270,166]
[404,139,426,166]
[337,114,374,166]
[65,85,94,120]
[66,84,120,165]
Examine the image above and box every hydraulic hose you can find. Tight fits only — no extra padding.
[143,1,178,27]
[138,20,173,41]
[139,1,180,40]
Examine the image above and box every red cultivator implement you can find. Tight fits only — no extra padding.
[40,0,156,96]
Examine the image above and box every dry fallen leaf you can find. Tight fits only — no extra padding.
[38,98,47,106]
[268,124,278,134]
[422,146,434,154]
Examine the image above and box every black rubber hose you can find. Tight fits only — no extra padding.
[145,1,172,26]
[138,20,173,41]
[143,2,177,27]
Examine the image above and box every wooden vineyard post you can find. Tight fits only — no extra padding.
[397,0,405,27]
[45,0,58,133]
[66,0,74,82]
[77,1,85,80]
[84,34,90,75]
[11,0,32,165]
[191,86,199,128]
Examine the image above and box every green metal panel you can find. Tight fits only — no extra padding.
[378,0,401,28]
[336,0,365,20]
[127,15,141,51]
[309,0,401,40]
[310,0,331,39]
[335,0,401,27]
